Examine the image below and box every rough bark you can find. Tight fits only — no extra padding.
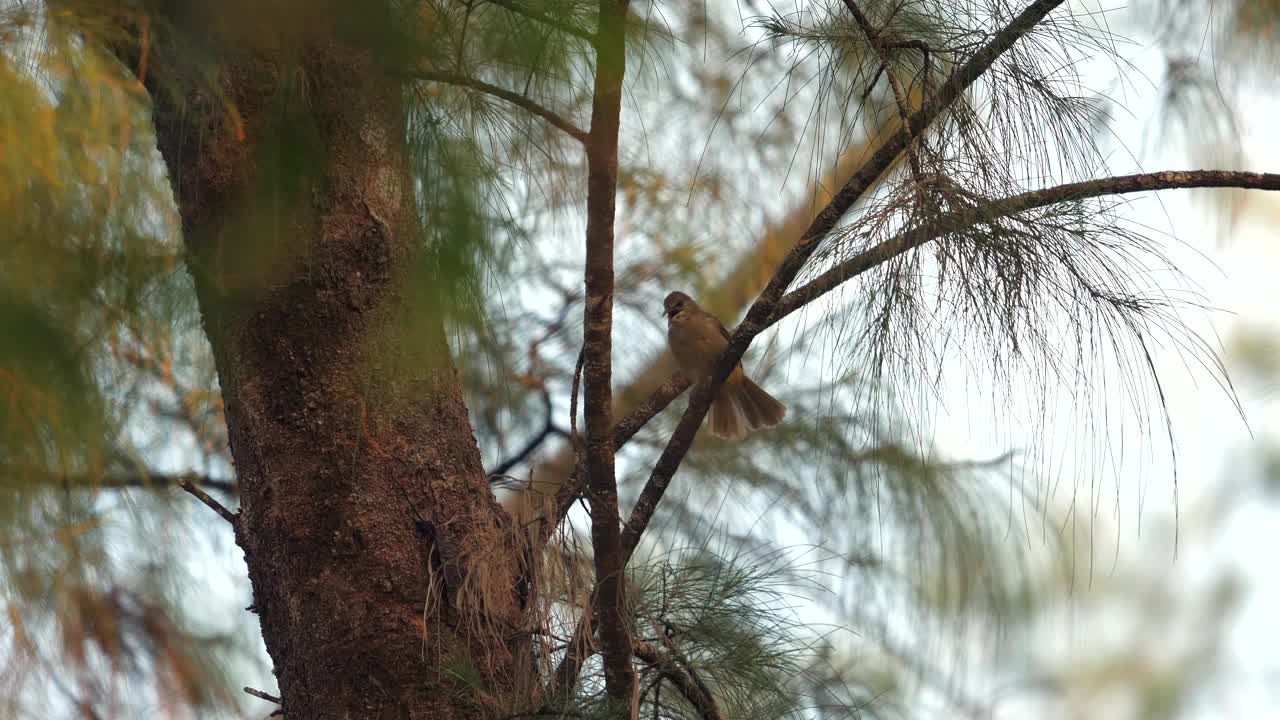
[143,34,523,720]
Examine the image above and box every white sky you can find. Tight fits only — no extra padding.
[932,47,1280,720]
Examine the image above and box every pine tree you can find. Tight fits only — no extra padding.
[2,1,1279,718]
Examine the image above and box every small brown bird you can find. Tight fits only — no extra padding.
[663,291,787,440]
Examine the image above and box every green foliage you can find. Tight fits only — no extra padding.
[550,542,900,719]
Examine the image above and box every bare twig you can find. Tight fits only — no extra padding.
[1,467,238,495]
[243,686,281,705]
[581,0,637,704]
[403,70,589,145]
[548,345,587,524]
[489,388,569,477]
[180,476,239,527]
[570,345,585,444]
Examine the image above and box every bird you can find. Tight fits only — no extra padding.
[663,291,786,440]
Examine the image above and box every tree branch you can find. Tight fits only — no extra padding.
[178,476,239,527]
[485,0,596,42]
[618,0,1070,562]
[771,170,1280,323]
[403,70,589,145]
[489,388,568,478]
[548,169,1280,538]
[632,640,724,720]
[841,0,924,178]
[1,467,238,495]
[582,0,637,706]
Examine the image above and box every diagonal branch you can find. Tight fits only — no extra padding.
[632,640,724,720]
[618,0,1070,561]
[623,171,1280,555]
[542,374,690,546]
[841,0,924,178]
[178,476,239,527]
[403,70,589,145]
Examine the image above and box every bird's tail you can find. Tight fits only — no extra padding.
[736,377,786,430]
[709,388,746,441]
[708,378,786,440]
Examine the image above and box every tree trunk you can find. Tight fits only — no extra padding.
[144,36,524,720]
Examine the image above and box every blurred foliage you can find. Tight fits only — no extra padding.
[0,3,245,716]
[1227,324,1280,499]
[970,468,1256,720]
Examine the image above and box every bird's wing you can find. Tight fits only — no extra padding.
[716,318,732,342]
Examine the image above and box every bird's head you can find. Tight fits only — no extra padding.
[663,291,694,320]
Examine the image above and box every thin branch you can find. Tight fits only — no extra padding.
[1,467,238,495]
[489,388,568,477]
[841,0,924,178]
[544,374,690,545]
[243,687,281,705]
[570,345,585,444]
[543,346,589,539]
[632,640,724,720]
[772,170,1280,322]
[581,0,636,705]
[179,476,239,527]
[485,0,596,42]
[402,70,589,145]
